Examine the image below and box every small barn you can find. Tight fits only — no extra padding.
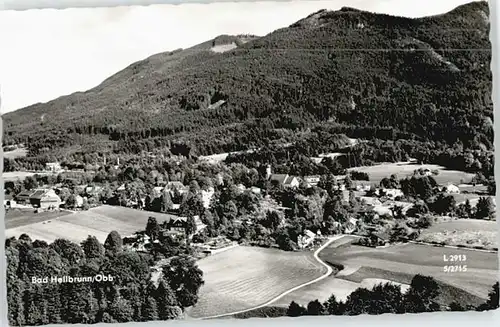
[15,190,36,205]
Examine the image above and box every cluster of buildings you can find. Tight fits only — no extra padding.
[6,188,62,211]
[123,214,207,252]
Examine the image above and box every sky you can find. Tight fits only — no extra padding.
[0,0,481,114]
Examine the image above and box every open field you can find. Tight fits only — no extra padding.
[186,246,326,318]
[2,171,52,182]
[5,209,72,229]
[272,274,411,307]
[3,148,28,159]
[418,219,498,249]
[5,205,177,243]
[348,162,475,186]
[270,235,409,307]
[318,242,498,299]
[458,184,488,194]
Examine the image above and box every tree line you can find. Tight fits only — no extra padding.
[5,230,204,326]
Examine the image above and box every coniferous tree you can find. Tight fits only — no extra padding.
[104,231,123,255]
[81,236,105,259]
[146,216,161,241]
[142,296,159,321]
[287,301,306,317]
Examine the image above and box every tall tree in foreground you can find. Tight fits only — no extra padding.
[307,299,326,315]
[287,301,307,317]
[475,197,495,220]
[156,279,181,320]
[104,231,123,255]
[81,235,105,259]
[142,297,159,321]
[404,274,440,313]
[160,255,204,309]
[146,216,161,241]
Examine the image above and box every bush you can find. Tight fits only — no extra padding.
[351,171,370,181]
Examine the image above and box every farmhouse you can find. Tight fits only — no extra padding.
[116,184,126,192]
[85,185,103,197]
[29,189,62,209]
[235,184,246,194]
[359,196,383,206]
[443,184,461,194]
[356,184,371,192]
[304,175,321,187]
[74,195,84,208]
[45,162,62,172]
[379,188,404,199]
[270,174,300,188]
[250,186,261,194]
[297,229,316,249]
[167,217,188,233]
[344,217,358,234]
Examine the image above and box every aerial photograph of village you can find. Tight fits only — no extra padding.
[1,0,498,325]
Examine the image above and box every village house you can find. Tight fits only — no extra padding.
[333,184,346,191]
[297,229,317,249]
[29,189,62,210]
[74,195,84,208]
[85,185,103,197]
[304,175,321,187]
[344,217,358,234]
[270,174,301,188]
[443,183,461,194]
[266,165,300,189]
[356,184,372,192]
[359,196,383,206]
[201,187,215,209]
[372,200,414,217]
[45,162,62,173]
[378,188,404,199]
[116,184,126,192]
[235,184,246,194]
[167,217,188,233]
[250,186,261,194]
[123,232,151,252]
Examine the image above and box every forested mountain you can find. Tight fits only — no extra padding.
[2,1,492,167]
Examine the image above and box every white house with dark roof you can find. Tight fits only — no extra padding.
[270,174,300,188]
[29,189,61,210]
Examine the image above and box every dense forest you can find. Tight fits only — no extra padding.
[2,2,493,179]
[5,230,204,325]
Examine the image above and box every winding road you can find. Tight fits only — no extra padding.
[198,235,347,320]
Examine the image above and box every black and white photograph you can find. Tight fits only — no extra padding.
[1,0,498,325]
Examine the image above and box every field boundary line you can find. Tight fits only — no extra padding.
[408,240,498,253]
[198,235,346,320]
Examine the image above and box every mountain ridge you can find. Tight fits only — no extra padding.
[2,1,492,165]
